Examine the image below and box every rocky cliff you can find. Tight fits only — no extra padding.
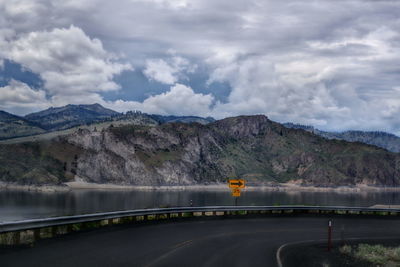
[1,115,400,186]
[284,123,400,153]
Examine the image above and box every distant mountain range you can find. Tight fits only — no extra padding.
[0,104,215,140]
[1,104,400,154]
[1,115,399,186]
[283,123,400,153]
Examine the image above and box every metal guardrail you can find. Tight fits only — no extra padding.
[1,205,400,246]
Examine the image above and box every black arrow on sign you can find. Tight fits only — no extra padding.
[230,180,243,187]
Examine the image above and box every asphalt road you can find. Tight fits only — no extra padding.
[1,215,400,267]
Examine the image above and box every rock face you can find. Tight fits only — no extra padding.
[1,115,400,186]
[284,123,400,153]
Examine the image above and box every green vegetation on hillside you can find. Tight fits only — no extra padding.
[0,115,399,186]
[0,111,45,140]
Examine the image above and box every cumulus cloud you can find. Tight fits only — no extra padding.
[2,25,132,95]
[0,25,131,113]
[208,49,400,132]
[106,83,213,116]
[143,56,196,84]
[0,79,49,114]
[143,59,178,84]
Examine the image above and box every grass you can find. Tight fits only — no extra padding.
[340,244,400,266]
[0,142,68,184]
[136,148,183,168]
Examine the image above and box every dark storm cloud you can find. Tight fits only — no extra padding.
[0,0,400,133]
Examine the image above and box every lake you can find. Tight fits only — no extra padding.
[1,189,400,222]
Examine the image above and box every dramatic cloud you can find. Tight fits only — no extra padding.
[144,59,178,84]
[2,25,131,95]
[107,83,213,116]
[208,25,400,131]
[0,79,48,114]
[143,56,195,85]
[1,0,400,133]
[0,25,131,112]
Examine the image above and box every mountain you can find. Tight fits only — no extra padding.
[149,114,215,125]
[1,115,399,186]
[283,123,400,153]
[0,111,45,140]
[3,102,399,156]
[0,105,216,141]
[25,103,120,131]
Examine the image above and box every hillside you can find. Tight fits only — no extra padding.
[149,114,215,125]
[0,115,399,186]
[284,123,400,153]
[25,103,120,131]
[0,111,45,140]
[0,105,217,141]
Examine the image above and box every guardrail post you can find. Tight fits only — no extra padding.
[13,231,20,245]
[34,228,40,242]
[51,226,57,237]
[327,220,332,252]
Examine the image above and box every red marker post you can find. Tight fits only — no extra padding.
[327,220,332,251]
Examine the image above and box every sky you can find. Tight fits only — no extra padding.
[1,0,400,134]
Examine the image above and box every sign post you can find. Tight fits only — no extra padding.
[228,179,245,206]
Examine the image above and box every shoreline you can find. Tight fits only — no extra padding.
[2,181,400,193]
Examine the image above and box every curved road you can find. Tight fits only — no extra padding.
[1,215,400,267]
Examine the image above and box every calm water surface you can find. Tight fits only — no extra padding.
[1,189,400,222]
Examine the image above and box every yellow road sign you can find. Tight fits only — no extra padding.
[228,179,245,189]
[231,188,241,197]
